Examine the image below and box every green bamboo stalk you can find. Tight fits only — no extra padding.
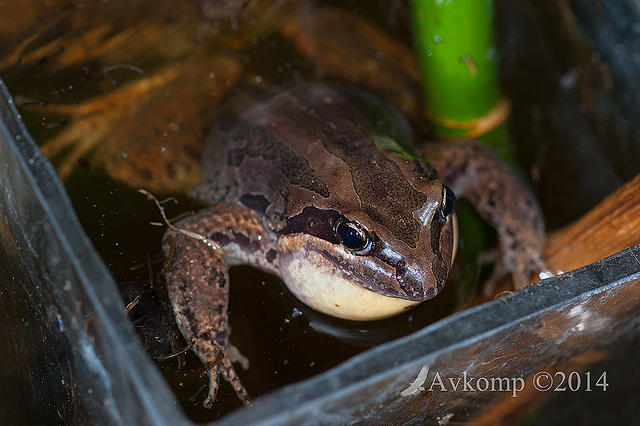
[413,0,498,121]
[411,0,513,162]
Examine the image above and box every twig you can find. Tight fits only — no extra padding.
[156,342,194,361]
[124,295,141,316]
[137,189,219,249]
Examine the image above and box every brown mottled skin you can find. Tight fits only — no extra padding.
[162,83,546,407]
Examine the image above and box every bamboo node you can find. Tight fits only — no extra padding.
[424,96,510,139]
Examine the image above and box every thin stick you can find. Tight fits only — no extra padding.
[137,189,219,249]
[124,295,141,316]
[156,343,194,361]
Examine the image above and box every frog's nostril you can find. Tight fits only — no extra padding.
[394,261,408,290]
[394,262,435,300]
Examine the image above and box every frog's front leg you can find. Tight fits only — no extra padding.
[161,203,279,408]
[419,141,548,293]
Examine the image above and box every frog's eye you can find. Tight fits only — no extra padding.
[442,186,456,217]
[335,219,371,253]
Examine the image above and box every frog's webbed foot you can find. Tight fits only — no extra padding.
[202,347,251,408]
[18,95,114,179]
[161,203,277,408]
[26,66,182,180]
[421,141,548,294]
[30,56,241,192]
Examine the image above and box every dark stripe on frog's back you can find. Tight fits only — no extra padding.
[272,85,430,248]
[227,126,329,198]
[192,105,331,214]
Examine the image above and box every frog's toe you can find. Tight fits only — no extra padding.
[482,259,508,297]
[482,253,547,297]
[508,255,548,290]
[511,269,531,290]
[203,363,222,409]
[477,248,500,265]
[220,355,251,406]
[227,343,250,370]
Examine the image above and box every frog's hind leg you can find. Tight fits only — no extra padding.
[161,203,278,408]
[421,141,548,292]
[220,355,251,406]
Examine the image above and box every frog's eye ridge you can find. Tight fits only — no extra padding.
[442,186,456,217]
[336,219,370,252]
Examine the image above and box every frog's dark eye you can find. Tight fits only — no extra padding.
[442,186,456,217]
[335,219,371,253]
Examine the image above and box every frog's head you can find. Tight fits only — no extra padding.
[276,162,457,321]
[240,83,457,320]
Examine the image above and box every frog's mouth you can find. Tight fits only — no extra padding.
[277,236,422,321]
[279,255,421,320]
[276,211,456,321]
